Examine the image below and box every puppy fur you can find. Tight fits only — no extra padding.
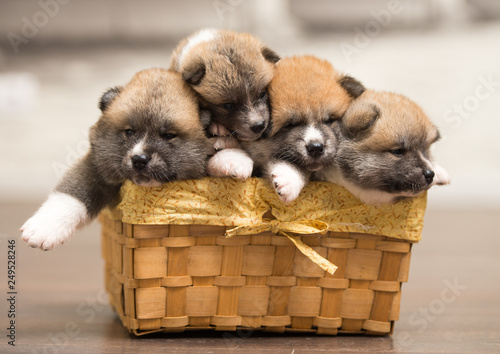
[211,55,365,203]
[21,68,211,250]
[169,28,280,141]
[317,90,450,204]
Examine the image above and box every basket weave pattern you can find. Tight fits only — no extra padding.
[101,212,413,336]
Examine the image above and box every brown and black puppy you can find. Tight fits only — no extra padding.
[209,55,365,203]
[169,28,280,141]
[317,90,450,204]
[21,68,212,250]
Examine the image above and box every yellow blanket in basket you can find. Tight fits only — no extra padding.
[114,177,426,242]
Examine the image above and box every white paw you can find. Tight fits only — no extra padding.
[207,149,253,179]
[214,136,240,151]
[20,192,88,251]
[208,122,232,137]
[270,162,306,203]
[433,164,450,186]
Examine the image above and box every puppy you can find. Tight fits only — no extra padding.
[209,56,365,203]
[21,68,211,250]
[317,90,450,204]
[169,28,280,142]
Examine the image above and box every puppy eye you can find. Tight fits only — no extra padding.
[161,133,177,140]
[124,129,135,137]
[390,148,407,157]
[259,91,268,100]
[222,103,234,110]
[325,112,342,124]
[283,121,300,129]
[325,116,337,125]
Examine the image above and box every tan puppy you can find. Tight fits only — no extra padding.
[170,28,280,142]
[210,55,365,203]
[317,90,450,204]
[21,69,212,250]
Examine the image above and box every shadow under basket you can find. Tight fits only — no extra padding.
[100,178,426,336]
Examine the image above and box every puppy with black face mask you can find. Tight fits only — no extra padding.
[170,28,280,142]
[210,55,365,203]
[316,90,450,204]
[21,68,212,250]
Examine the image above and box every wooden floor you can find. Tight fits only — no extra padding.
[1,203,499,353]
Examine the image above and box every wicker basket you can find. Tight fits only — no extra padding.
[100,178,425,336]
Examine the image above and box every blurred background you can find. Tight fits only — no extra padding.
[0,0,499,210]
[0,1,499,352]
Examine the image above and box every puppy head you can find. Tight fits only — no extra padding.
[267,55,365,172]
[90,68,210,186]
[176,29,280,141]
[336,90,450,204]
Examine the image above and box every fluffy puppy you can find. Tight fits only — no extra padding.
[210,56,365,203]
[169,28,280,141]
[21,68,211,250]
[317,90,450,204]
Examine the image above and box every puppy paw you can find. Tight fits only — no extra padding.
[208,122,232,137]
[21,219,68,251]
[433,164,451,186]
[207,149,253,179]
[214,136,240,151]
[20,193,88,251]
[270,162,306,203]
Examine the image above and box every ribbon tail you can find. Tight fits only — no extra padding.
[284,233,338,276]
[225,224,267,238]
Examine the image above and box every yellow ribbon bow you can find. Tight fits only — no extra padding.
[225,219,338,275]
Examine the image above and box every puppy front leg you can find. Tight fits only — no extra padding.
[20,156,119,250]
[268,161,308,203]
[208,121,240,151]
[20,192,89,251]
[207,148,254,179]
[208,121,232,137]
[213,137,240,151]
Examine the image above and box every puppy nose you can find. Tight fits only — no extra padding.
[250,121,266,133]
[132,154,150,170]
[424,169,435,184]
[306,142,324,157]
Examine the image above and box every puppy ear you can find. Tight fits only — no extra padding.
[339,75,365,99]
[261,47,280,64]
[182,62,206,85]
[99,86,122,112]
[342,102,380,138]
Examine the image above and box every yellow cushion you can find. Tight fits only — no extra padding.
[107,177,426,242]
